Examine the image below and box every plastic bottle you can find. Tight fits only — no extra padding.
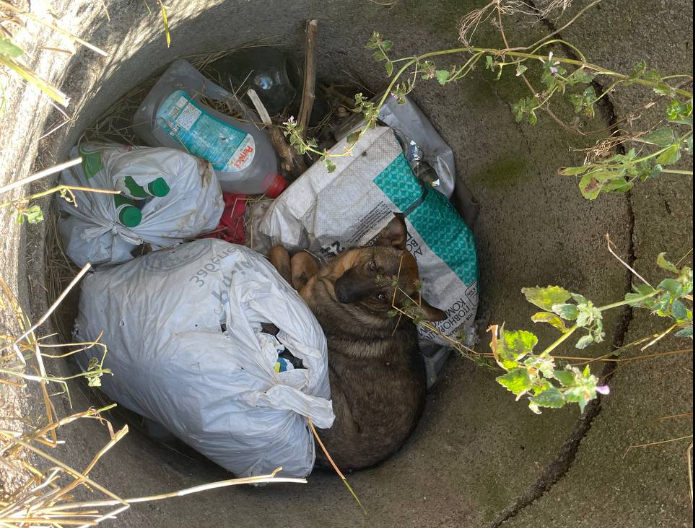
[114,194,142,227]
[132,60,286,197]
[118,176,171,199]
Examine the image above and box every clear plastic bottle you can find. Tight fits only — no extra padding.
[132,60,286,197]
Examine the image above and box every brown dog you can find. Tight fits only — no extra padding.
[269,215,446,471]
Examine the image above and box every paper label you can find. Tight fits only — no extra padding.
[157,90,255,173]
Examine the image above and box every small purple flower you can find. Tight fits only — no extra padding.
[596,385,611,396]
[546,52,561,74]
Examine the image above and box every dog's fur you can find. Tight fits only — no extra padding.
[269,216,446,471]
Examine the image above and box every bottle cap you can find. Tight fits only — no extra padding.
[149,178,171,197]
[119,206,142,228]
[265,174,287,198]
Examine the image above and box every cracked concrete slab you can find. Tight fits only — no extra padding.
[502,1,694,527]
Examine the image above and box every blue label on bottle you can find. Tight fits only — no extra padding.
[156,90,256,173]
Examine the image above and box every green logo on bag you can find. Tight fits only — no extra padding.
[374,153,479,286]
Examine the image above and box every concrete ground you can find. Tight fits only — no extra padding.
[0,1,692,527]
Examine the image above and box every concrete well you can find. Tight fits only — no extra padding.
[0,1,692,527]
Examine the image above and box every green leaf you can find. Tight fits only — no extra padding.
[532,312,570,333]
[346,131,361,146]
[22,205,44,224]
[602,178,633,193]
[568,68,595,85]
[657,252,680,274]
[381,40,393,52]
[576,303,601,328]
[572,293,589,304]
[530,388,566,409]
[579,172,602,200]
[559,165,591,176]
[646,164,663,181]
[159,2,171,48]
[656,144,682,166]
[324,159,337,173]
[385,61,394,77]
[503,330,539,357]
[485,56,495,71]
[564,387,593,413]
[0,37,25,59]
[654,83,673,96]
[576,335,595,349]
[373,50,387,61]
[671,300,688,321]
[642,127,676,147]
[554,370,577,387]
[658,278,684,298]
[516,64,528,77]
[366,33,381,50]
[497,368,533,395]
[552,303,579,321]
[435,70,450,85]
[675,325,693,338]
[523,286,572,311]
[634,284,658,296]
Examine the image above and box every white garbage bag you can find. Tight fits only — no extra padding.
[58,143,225,267]
[74,239,334,478]
[256,126,479,348]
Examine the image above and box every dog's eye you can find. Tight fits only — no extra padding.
[368,261,378,271]
[377,293,387,302]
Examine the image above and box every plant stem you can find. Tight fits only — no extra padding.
[542,324,579,357]
[401,48,692,99]
[662,169,694,175]
[599,290,661,312]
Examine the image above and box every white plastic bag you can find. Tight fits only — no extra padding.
[74,239,334,478]
[58,143,225,267]
[335,94,457,199]
[256,127,479,348]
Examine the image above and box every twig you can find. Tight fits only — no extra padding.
[624,434,694,459]
[308,419,366,515]
[605,234,651,287]
[247,89,307,177]
[677,248,694,267]
[522,0,607,52]
[41,469,306,513]
[298,20,319,140]
[0,159,82,196]
[6,264,91,356]
[687,442,693,510]
[657,413,693,423]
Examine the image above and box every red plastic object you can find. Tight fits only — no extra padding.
[199,193,247,245]
[265,173,288,198]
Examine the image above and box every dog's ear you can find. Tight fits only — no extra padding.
[376,213,407,250]
[408,298,447,322]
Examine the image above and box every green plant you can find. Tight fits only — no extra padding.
[491,253,692,413]
[284,0,693,200]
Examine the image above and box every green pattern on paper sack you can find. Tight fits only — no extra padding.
[374,153,478,286]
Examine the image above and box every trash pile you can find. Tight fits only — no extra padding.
[62,37,479,478]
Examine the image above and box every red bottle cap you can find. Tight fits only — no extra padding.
[265,173,288,198]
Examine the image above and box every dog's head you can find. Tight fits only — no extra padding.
[332,215,447,323]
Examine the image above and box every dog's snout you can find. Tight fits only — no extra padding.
[335,281,351,303]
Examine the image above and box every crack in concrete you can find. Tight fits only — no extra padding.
[487,5,638,527]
